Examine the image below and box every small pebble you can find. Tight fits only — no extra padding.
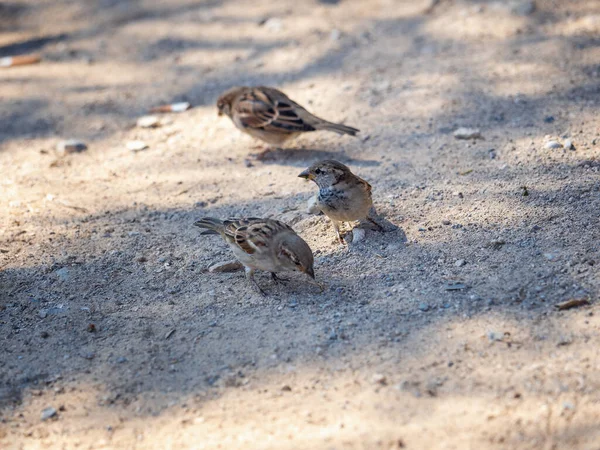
[454,259,467,267]
[150,102,191,113]
[136,115,160,128]
[208,261,243,273]
[127,140,149,152]
[330,29,341,41]
[543,116,555,123]
[488,331,503,342]
[442,220,451,225]
[544,140,562,150]
[307,195,320,214]
[55,267,70,281]
[563,139,574,150]
[372,374,387,385]
[56,140,87,155]
[418,303,430,312]
[41,407,57,421]
[453,128,482,140]
[263,17,283,32]
[351,228,366,244]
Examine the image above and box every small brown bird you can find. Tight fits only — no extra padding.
[216,86,359,147]
[194,217,316,295]
[298,160,381,244]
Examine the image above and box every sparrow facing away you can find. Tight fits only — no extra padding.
[216,86,359,147]
[298,160,382,244]
[194,217,315,295]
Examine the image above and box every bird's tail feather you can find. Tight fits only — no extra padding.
[194,217,224,235]
[316,121,359,136]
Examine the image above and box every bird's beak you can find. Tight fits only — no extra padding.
[217,110,223,117]
[298,169,313,180]
[305,266,315,279]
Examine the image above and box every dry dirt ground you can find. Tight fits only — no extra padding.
[1,0,600,448]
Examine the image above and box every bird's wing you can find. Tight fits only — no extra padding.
[233,87,317,133]
[223,218,293,255]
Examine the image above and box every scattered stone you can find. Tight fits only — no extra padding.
[82,352,95,360]
[488,331,504,342]
[543,253,557,261]
[563,139,574,150]
[281,385,292,392]
[136,115,160,128]
[442,220,451,225]
[39,310,48,319]
[351,228,366,244]
[557,335,573,346]
[208,261,243,273]
[488,148,497,159]
[116,356,128,364]
[453,128,482,140]
[555,298,590,311]
[562,401,575,411]
[543,116,555,123]
[446,283,466,291]
[150,102,191,113]
[372,374,387,385]
[41,407,57,421]
[165,329,176,340]
[418,302,430,312]
[126,140,149,152]
[40,331,49,338]
[55,267,70,281]
[307,195,321,214]
[488,239,506,250]
[57,140,87,155]
[454,259,467,267]
[262,17,283,32]
[544,140,562,150]
[330,29,341,41]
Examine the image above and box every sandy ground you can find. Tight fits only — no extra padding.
[1,0,600,448]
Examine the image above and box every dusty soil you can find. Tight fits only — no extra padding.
[1,0,600,448]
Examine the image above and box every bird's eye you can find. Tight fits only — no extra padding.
[315,168,323,175]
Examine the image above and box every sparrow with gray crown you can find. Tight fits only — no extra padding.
[216,86,359,149]
[298,160,382,244]
[194,217,316,295]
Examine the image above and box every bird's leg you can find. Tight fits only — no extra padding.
[270,272,289,285]
[332,220,346,245]
[245,267,266,296]
[367,216,384,231]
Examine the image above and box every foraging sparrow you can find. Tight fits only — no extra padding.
[298,160,382,244]
[216,86,359,146]
[194,217,315,295]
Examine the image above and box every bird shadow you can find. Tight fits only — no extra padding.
[254,146,382,169]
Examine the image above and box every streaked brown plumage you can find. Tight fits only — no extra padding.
[216,86,359,146]
[194,217,315,295]
[298,160,381,244]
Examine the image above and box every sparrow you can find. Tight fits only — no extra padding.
[194,217,316,295]
[298,160,382,244]
[216,86,359,147]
